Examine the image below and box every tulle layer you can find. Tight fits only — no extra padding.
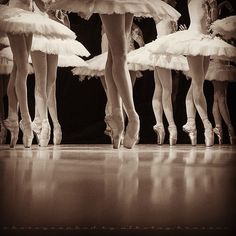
[0,47,13,61]
[128,46,189,71]
[146,30,236,58]
[32,36,90,57]
[0,5,76,40]
[72,51,142,80]
[72,52,108,78]
[205,60,236,82]
[50,0,180,22]
[0,57,34,75]
[210,16,236,40]
[58,55,88,67]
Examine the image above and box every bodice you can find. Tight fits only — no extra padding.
[156,19,176,36]
[8,0,33,11]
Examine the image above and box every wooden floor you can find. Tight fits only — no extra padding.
[0,144,236,236]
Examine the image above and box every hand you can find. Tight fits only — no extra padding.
[178,24,187,31]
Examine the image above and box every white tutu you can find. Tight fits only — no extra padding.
[205,60,236,82]
[127,46,189,71]
[72,52,108,78]
[0,5,76,40]
[210,16,236,40]
[50,0,180,22]
[0,47,13,61]
[31,36,90,57]
[146,29,236,58]
[58,55,88,67]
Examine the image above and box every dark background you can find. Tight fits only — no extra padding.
[5,0,236,145]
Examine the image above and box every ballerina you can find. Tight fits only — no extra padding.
[127,0,189,145]
[205,0,236,145]
[30,1,89,147]
[49,0,180,149]
[0,0,78,148]
[145,0,236,146]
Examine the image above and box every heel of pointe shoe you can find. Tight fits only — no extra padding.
[153,124,165,145]
[3,119,19,148]
[168,125,177,146]
[40,119,51,147]
[53,124,62,145]
[123,114,140,149]
[183,124,197,146]
[204,127,214,147]
[106,113,124,149]
[20,120,33,148]
[213,126,223,145]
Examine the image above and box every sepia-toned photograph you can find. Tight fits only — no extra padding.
[0,0,236,235]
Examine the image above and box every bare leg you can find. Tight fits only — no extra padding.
[100,13,139,149]
[7,34,33,148]
[152,68,165,144]
[187,55,213,146]
[46,54,60,145]
[157,67,177,145]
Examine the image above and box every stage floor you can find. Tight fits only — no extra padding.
[0,144,236,235]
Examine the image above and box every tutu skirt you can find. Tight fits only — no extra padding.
[31,36,90,57]
[72,51,142,80]
[50,0,180,22]
[0,5,76,40]
[146,29,236,58]
[210,16,236,40]
[127,46,189,71]
[205,60,236,82]
[58,55,88,67]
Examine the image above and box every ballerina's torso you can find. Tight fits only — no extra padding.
[156,19,177,37]
[188,0,215,34]
[8,0,33,11]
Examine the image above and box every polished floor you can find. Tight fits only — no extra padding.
[0,144,236,236]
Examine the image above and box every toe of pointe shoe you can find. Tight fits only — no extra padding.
[123,135,138,149]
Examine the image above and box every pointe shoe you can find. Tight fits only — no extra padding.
[0,122,7,144]
[123,113,140,149]
[105,113,124,149]
[153,124,165,145]
[183,123,197,146]
[19,120,33,148]
[53,124,62,145]
[213,126,223,145]
[168,125,177,146]
[228,125,236,145]
[32,120,42,145]
[40,119,51,147]
[3,119,19,148]
[204,127,214,147]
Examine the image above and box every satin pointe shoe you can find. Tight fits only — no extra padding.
[32,120,42,146]
[204,127,214,147]
[123,113,140,149]
[153,124,165,145]
[105,113,124,149]
[0,122,7,144]
[19,120,34,148]
[213,126,223,145]
[3,119,19,148]
[182,123,197,146]
[228,125,236,145]
[53,124,62,145]
[40,119,51,147]
[168,125,177,146]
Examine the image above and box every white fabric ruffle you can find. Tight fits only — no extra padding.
[50,0,180,22]
[31,36,90,57]
[0,5,76,40]
[210,16,236,40]
[128,46,189,71]
[58,55,88,67]
[205,60,236,82]
[146,29,236,58]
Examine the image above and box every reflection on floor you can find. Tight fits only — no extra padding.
[0,144,236,236]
